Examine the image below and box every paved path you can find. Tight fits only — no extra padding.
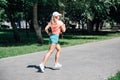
[0,37,120,80]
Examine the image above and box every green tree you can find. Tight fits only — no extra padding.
[33,0,43,44]
[28,0,64,44]
[0,0,24,42]
[109,0,120,24]
[27,0,53,44]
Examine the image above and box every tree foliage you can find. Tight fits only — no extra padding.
[0,0,120,42]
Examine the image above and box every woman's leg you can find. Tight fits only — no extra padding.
[55,44,61,64]
[41,43,56,65]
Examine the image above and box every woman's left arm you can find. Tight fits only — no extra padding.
[61,23,66,33]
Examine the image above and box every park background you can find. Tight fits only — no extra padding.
[0,0,120,80]
[0,0,120,57]
[0,0,120,58]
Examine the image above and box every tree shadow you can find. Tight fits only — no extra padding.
[66,29,120,35]
[59,41,69,45]
[63,35,98,40]
[63,30,120,40]
[0,29,120,47]
[0,38,48,47]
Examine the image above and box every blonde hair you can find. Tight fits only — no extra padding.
[50,16,56,25]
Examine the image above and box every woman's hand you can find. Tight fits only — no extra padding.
[59,31,62,35]
[48,32,51,36]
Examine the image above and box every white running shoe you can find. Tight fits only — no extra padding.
[39,64,45,73]
[54,63,62,69]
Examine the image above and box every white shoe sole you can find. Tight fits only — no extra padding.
[39,65,44,73]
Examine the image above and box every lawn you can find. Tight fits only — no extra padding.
[108,71,120,80]
[0,30,120,58]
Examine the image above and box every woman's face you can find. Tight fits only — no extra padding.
[54,16,60,20]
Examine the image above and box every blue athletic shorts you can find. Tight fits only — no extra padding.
[49,34,59,44]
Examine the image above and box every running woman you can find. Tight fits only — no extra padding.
[39,11,66,72]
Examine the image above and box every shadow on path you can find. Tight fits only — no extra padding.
[27,65,41,73]
[27,65,59,73]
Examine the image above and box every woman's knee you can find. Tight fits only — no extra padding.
[57,49,61,53]
[56,45,61,52]
[48,49,54,54]
[48,44,56,53]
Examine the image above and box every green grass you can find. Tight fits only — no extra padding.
[0,30,120,59]
[107,71,120,80]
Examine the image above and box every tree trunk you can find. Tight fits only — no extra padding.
[25,21,30,39]
[100,21,103,30]
[95,22,99,32]
[11,20,20,42]
[33,2,43,44]
[95,19,100,32]
[81,20,84,30]
[5,9,20,42]
[87,19,93,33]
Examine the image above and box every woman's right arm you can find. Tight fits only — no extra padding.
[45,23,51,35]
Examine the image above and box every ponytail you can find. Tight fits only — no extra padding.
[50,16,56,25]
